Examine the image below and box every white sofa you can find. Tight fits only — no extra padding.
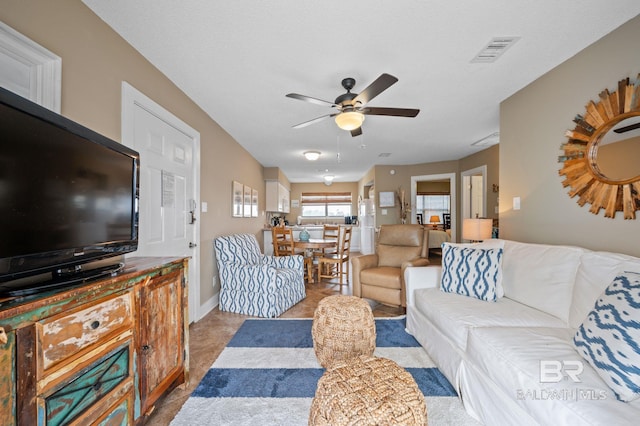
[405,239,640,425]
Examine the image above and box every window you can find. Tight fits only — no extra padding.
[416,194,450,223]
[301,192,352,217]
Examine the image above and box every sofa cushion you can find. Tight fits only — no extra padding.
[377,244,422,267]
[440,243,503,301]
[413,288,566,351]
[502,240,585,324]
[360,266,401,289]
[574,271,640,402]
[466,326,634,426]
[570,251,640,329]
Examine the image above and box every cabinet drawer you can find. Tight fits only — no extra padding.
[92,390,134,426]
[45,343,132,426]
[40,293,133,370]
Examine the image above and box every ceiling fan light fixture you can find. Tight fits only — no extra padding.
[335,111,365,131]
[303,150,321,161]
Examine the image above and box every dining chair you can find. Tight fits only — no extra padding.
[321,224,340,256]
[314,224,340,270]
[317,226,352,286]
[272,226,313,282]
[272,226,295,256]
[442,213,451,230]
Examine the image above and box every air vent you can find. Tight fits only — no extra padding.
[471,37,520,63]
[378,153,391,158]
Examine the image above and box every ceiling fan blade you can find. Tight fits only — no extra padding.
[286,93,336,108]
[351,127,362,137]
[362,107,420,117]
[292,113,336,129]
[352,73,398,105]
[613,121,640,133]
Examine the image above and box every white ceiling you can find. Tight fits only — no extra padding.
[83,0,640,183]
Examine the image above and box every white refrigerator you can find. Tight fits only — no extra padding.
[359,199,376,255]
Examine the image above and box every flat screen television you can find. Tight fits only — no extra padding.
[0,87,140,297]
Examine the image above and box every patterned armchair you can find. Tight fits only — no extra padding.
[214,233,306,318]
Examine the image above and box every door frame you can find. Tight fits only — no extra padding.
[121,82,201,323]
[0,21,61,112]
[411,173,457,242]
[461,165,487,220]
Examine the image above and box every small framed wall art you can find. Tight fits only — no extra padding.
[251,188,259,217]
[379,191,395,208]
[243,185,252,217]
[232,181,243,217]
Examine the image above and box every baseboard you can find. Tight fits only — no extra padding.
[196,292,219,322]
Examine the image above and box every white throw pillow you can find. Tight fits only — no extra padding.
[570,251,640,329]
[501,240,584,323]
[440,243,503,302]
[573,271,640,402]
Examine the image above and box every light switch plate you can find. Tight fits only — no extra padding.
[513,197,521,210]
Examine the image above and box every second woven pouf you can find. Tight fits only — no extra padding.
[309,355,428,425]
[312,295,376,369]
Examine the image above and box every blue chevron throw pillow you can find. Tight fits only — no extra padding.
[574,271,640,402]
[440,243,503,302]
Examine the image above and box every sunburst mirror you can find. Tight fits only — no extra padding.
[559,75,640,219]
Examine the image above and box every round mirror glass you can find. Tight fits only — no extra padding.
[594,116,640,182]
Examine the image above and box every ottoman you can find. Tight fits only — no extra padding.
[312,295,376,369]
[309,355,428,425]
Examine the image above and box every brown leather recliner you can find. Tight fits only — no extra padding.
[352,224,429,307]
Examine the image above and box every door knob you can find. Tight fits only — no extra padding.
[189,242,197,248]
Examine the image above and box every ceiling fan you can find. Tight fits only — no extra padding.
[286,73,420,137]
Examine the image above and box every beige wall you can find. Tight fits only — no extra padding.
[500,14,640,256]
[350,146,498,240]
[1,0,266,312]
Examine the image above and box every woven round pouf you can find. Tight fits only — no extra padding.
[312,295,376,369]
[309,355,428,425]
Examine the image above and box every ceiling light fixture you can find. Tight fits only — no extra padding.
[324,174,335,182]
[335,111,365,131]
[303,151,321,161]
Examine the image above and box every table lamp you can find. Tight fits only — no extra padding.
[462,218,493,242]
[429,215,440,229]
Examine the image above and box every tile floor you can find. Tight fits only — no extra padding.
[146,253,440,424]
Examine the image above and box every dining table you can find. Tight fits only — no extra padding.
[294,238,338,283]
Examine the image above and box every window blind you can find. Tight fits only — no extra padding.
[301,192,352,205]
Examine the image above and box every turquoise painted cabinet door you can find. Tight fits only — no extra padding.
[45,345,130,426]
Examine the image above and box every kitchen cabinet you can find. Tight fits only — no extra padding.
[266,181,290,213]
[0,257,189,425]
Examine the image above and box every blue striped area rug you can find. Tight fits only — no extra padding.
[171,317,477,426]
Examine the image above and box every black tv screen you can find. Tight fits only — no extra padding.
[0,87,139,296]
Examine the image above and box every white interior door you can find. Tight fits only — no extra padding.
[122,83,200,323]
